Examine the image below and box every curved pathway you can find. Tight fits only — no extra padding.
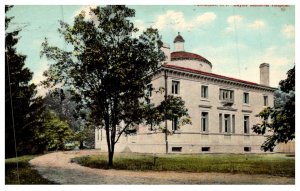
[29,150,294,184]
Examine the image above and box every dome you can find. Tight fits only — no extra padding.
[171,51,212,67]
[173,32,185,43]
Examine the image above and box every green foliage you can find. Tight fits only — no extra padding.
[40,5,168,166]
[143,95,191,131]
[279,66,295,93]
[5,5,45,158]
[253,66,295,151]
[74,123,95,149]
[5,155,56,184]
[44,89,95,148]
[38,110,74,151]
[72,153,294,177]
[158,95,192,127]
[44,88,81,131]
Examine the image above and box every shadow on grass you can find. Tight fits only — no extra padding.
[5,155,57,184]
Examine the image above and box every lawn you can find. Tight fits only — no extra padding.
[5,155,57,184]
[72,153,295,177]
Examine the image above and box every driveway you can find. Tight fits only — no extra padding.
[29,150,294,184]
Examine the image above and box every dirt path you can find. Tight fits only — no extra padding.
[29,150,294,184]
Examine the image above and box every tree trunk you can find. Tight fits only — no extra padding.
[79,141,84,149]
[108,130,115,168]
[105,115,114,168]
[108,149,114,167]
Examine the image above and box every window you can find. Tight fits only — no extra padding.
[219,114,222,133]
[244,116,250,134]
[219,89,234,103]
[172,81,180,95]
[202,147,210,152]
[147,84,153,97]
[243,92,249,104]
[201,85,208,98]
[220,114,235,134]
[264,96,268,106]
[244,147,251,152]
[172,117,178,131]
[201,112,209,132]
[224,114,231,133]
[232,115,235,134]
[172,147,182,152]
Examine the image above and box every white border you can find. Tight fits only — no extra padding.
[1,1,298,191]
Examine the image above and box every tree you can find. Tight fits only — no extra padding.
[33,109,74,151]
[41,5,167,167]
[74,123,95,149]
[253,66,295,151]
[5,5,45,158]
[143,95,192,153]
[44,89,94,148]
[44,88,81,132]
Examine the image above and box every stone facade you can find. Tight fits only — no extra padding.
[95,33,280,154]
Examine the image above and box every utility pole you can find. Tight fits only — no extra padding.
[164,70,168,154]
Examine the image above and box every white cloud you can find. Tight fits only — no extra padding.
[31,60,66,97]
[225,15,243,33]
[73,5,98,20]
[153,10,192,31]
[196,12,217,25]
[282,24,295,39]
[30,60,49,97]
[227,15,243,25]
[153,10,216,31]
[225,16,267,33]
[248,20,265,29]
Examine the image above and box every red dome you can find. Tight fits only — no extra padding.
[171,51,212,66]
[173,32,185,43]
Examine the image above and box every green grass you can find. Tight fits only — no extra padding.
[72,153,295,177]
[5,155,56,184]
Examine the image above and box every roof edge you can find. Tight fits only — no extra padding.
[161,64,277,91]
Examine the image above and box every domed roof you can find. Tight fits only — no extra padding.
[171,51,212,67]
[173,32,185,43]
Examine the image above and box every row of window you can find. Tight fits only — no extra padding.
[164,80,269,106]
[172,147,252,152]
[202,112,250,134]
[172,112,250,134]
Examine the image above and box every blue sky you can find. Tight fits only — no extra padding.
[6,5,295,95]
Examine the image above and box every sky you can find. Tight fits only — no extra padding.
[6,5,295,95]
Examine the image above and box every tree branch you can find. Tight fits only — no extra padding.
[114,122,132,144]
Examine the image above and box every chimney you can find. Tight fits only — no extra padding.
[260,63,270,86]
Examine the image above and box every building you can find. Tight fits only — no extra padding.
[95,33,280,154]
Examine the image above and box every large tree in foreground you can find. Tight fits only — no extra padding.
[5,5,44,158]
[41,5,171,166]
[253,66,295,151]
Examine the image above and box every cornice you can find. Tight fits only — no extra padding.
[157,66,277,93]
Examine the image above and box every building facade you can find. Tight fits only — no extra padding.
[95,33,279,154]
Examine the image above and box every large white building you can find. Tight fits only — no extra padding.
[95,33,282,154]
